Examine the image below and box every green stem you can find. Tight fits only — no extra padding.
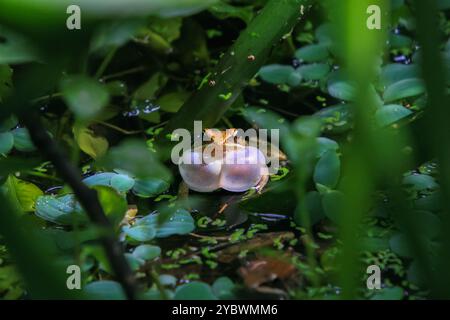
[95,47,119,79]
[158,0,310,139]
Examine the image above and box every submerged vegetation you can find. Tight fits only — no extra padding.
[0,0,449,300]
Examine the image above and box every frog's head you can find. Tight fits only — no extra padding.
[204,128,238,145]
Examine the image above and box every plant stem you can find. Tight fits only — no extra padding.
[158,0,311,139]
[95,47,119,79]
[17,110,139,300]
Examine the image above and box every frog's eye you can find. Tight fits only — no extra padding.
[178,149,222,192]
[220,146,267,192]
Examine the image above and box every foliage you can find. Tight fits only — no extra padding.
[0,0,449,300]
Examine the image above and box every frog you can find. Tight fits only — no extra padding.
[178,128,271,193]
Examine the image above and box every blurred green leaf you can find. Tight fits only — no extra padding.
[314,150,341,189]
[380,63,419,88]
[12,128,35,152]
[174,281,217,300]
[132,178,170,198]
[35,194,88,225]
[61,75,110,121]
[74,126,109,159]
[375,104,413,127]
[84,280,125,300]
[132,244,161,261]
[2,175,43,212]
[297,63,330,81]
[0,131,13,154]
[259,64,296,85]
[295,44,329,62]
[97,139,172,181]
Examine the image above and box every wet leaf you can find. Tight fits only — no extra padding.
[383,78,426,102]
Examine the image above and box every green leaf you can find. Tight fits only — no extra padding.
[97,139,172,181]
[157,91,190,113]
[0,116,18,132]
[209,2,254,24]
[84,280,125,300]
[380,64,420,88]
[258,64,295,85]
[389,233,414,258]
[314,150,340,189]
[0,132,14,154]
[298,191,325,226]
[136,208,195,238]
[174,281,217,300]
[0,26,39,64]
[132,178,170,198]
[212,277,235,299]
[315,104,353,134]
[316,137,339,158]
[73,126,109,159]
[375,104,413,127]
[123,224,157,242]
[296,63,331,81]
[315,23,333,46]
[403,174,439,191]
[94,186,128,225]
[2,175,43,212]
[389,33,412,49]
[90,19,145,54]
[383,78,426,102]
[132,244,161,261]
[371,286,404,300]
[327,79,356,101]
[322,190,344,223]
[242,107,289,138]
[35,194,88,225]
[12,128,36,152]
[83,172,135,193]
[61,75,110,121]
[295,44,329,63]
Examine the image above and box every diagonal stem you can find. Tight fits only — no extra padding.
[18,110,139,300]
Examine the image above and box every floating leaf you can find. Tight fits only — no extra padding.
[322,190,344,223]
[315,104,353,133]
[327,78,356,101]
[83,172,135,193]
[403,174,439,191]
[295,44,329,62]
[371,286,404,300]
[132,178,170,198]
[132,244,161,261]
[380,63,420,88]
[375,104,412,127]
[136,209,195,238]
[84,280,125,300]
[123,224,156,242]
[383,78,425,102]
[212,277,235,299]
[314,150,340,189]
[174,281,217,300]
[297,63,330,81]
[35,194,87,225]
[258,64,295,85]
